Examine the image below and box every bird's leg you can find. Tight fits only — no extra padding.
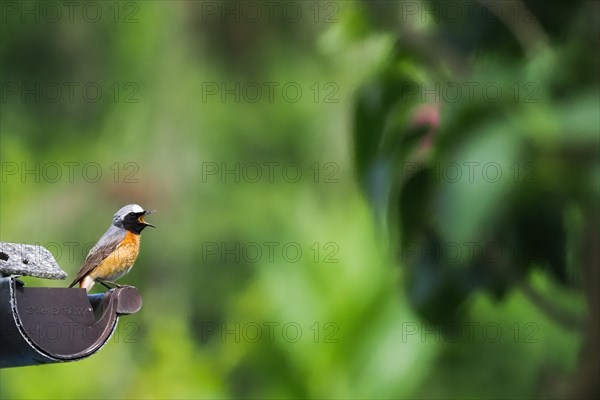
[99,280,113,289]
[97,279,131,289]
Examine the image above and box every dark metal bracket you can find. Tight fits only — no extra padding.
[0,242,142,368]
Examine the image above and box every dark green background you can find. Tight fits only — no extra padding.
[1,1,597,399]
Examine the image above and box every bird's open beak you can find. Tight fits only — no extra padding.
[139,210,156,228]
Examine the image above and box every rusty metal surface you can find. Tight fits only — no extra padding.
[0,242,66,280]
[0,276,142,368]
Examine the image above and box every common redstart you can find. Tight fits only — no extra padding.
[68,204,155,292]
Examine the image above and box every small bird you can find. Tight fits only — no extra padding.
[68,204,155,292]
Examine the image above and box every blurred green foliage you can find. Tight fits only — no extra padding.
[1,1,598,399]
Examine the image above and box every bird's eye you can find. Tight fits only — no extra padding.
[128,212,135,217]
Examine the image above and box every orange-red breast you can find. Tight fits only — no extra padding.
[68,204,155,292]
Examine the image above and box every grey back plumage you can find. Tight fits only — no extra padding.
[67,203,146,288]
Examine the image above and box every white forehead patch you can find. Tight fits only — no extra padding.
[130,204,144,213]
[114,204,145,221]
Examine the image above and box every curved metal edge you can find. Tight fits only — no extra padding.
[56,292,119,360]
[0,276,121,367]
[0,276,59,367]
[9,276,58,362]
[61,317,119,361]
[114,286,143,315]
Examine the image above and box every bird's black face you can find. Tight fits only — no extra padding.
[122,210,156,234]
